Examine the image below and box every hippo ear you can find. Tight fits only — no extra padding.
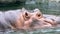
[34,8,43,14]
[21,7,28,12]
[21,8,25,11]
[21,8,28,15]
[33,8,40,12]
[33,8,42,15]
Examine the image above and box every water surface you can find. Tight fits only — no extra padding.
[1,27,60,34]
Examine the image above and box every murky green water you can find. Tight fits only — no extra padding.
[0,27,59,34]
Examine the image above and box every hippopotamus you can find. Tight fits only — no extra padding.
[0,8,59,31]
[43,14,60,27]
[23,8,56,30]
[0,8,33,31]
[3,8,33,30]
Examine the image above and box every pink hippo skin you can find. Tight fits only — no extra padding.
[23,8,56,30]
[0,8,58,31]
[3,8,33,30]
[43,14,60,27]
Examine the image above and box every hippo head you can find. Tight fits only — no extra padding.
[23,8,52,30]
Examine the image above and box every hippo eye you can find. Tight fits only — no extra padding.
[38,14,40,17]
[25,12,28,16]
[37,14,41,17]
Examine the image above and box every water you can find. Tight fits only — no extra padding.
[0,27,59,34]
